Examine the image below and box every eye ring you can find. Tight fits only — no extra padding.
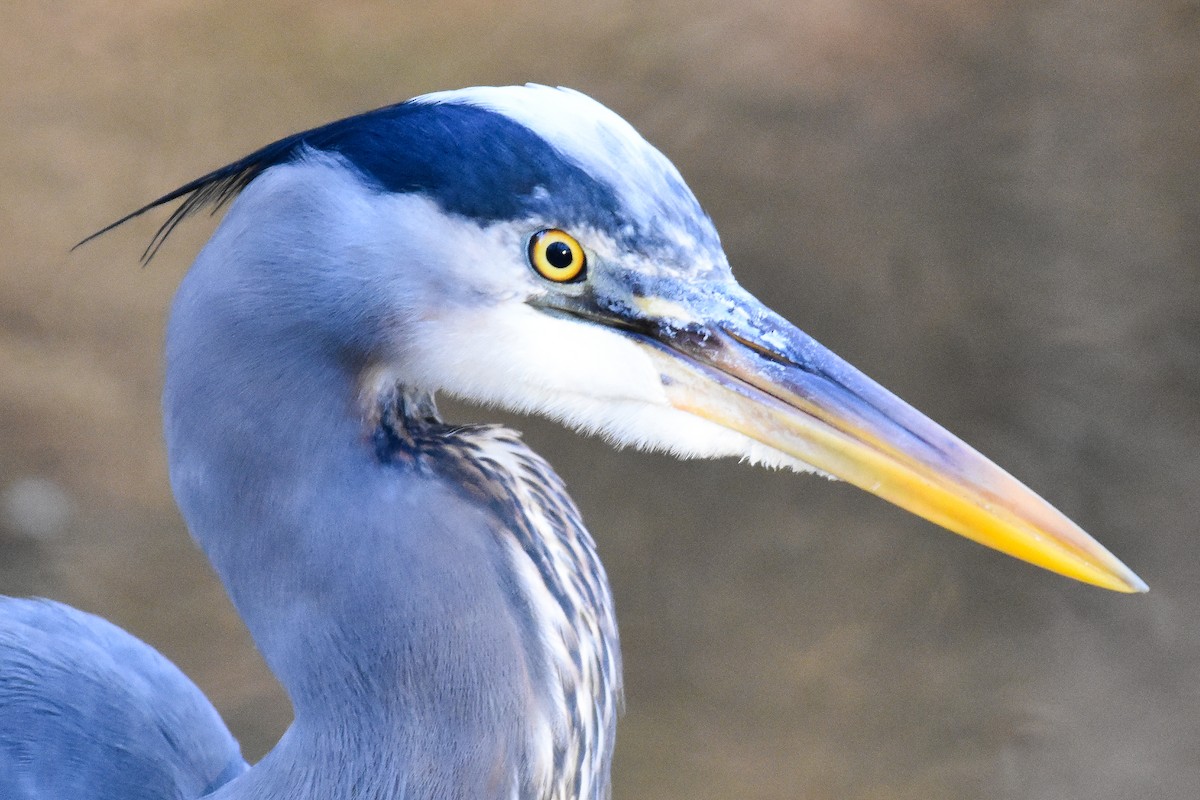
[528,229,587,283]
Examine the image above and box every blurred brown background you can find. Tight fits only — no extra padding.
[2,1,1197,798]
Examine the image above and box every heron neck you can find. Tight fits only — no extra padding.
[163,260,552,797]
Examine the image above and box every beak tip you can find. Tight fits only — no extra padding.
[1125,571,1150,594]
[1098,559,1148,593]
[1101,551,1148,593]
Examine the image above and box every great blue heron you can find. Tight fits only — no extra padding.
[0,85,1144,800]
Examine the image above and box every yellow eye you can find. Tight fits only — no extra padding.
[528,229,587,283]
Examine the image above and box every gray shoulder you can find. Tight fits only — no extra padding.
[0,597,247,799]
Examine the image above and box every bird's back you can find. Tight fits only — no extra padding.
[0,597,247,799]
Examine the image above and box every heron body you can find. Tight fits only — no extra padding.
[0,85,1143,799]
[0,598,247,798]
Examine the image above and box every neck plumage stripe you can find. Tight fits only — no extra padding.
[374,391,623,800]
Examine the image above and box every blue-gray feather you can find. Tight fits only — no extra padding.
[0,598,246,799]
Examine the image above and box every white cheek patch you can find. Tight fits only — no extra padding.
[395,301,817,472]
[401,301,667,415]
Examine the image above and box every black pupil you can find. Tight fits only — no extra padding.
[545,240,575,270]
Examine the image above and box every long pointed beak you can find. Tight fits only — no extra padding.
[614,287,1146,593]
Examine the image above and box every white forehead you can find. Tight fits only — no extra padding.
[414,84,697,225]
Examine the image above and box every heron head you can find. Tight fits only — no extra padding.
[107,84,1146,593]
